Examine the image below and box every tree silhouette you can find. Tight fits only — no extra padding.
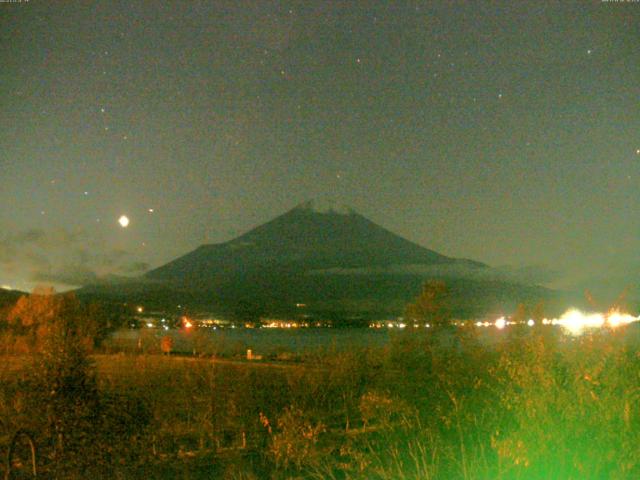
[404,280,451,328]
[512,303,527,324]
[7,287,98,351]
[531,301,545,323]
[9,289,99,457]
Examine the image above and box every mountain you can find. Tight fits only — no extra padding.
[147,200,484,285]
[80,201,558,320]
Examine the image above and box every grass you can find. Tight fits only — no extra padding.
[1,325,640,478]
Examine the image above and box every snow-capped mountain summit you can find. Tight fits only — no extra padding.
[294,199,356,215]
[79,201,554,320]
[146,201,483,284]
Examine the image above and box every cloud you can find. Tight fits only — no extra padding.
[564,263,640,307]
[0,228,148,288]
[120,261,151,274]
[14,229,47,244]
[492,265,562,285]
[32,265,99,286]
[0,230,50,272]
[308,262,562,286]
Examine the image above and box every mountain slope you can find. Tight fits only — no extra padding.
[146,201,484,285]
[81,201,557,320]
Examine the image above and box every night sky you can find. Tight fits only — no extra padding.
[1,1,639,293]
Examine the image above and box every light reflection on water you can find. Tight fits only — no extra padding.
[108,321,640,357]
[109,327,392,355]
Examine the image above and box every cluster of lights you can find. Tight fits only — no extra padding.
[369,309,639,336]
[483,308,639,335]
[369,322,432,329]
[543,309,640,336]
[263,321,309,329]
[489,317,535,329]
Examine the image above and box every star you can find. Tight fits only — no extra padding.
[118,215,130,228]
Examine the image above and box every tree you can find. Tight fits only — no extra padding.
[404,280,451,328]
[531,301,546,323]
[7,287,98,351]
[84,300,132,345]
[6,288,150,474]
[512,303,528,324]
[6,288,100,467]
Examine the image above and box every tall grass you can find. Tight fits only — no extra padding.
[1,325,639,478]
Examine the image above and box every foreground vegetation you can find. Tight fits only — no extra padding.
[0,326,639,478]
[1,289,640,478]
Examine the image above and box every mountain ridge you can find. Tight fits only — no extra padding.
[79,201,558,320]
[145,202,486,284]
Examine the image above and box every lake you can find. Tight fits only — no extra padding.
[107,327,394,356]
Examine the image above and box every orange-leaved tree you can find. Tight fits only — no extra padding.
[7,286,99,352]
[7,287,99,462]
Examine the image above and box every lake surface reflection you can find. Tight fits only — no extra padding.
[109,327,393,356]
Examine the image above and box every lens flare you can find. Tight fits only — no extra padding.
[556,309,604,335]
[552,308,640,335]
[605,309,639,328]
[473,308,640,335]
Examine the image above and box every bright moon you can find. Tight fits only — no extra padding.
[118,215,130,228]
